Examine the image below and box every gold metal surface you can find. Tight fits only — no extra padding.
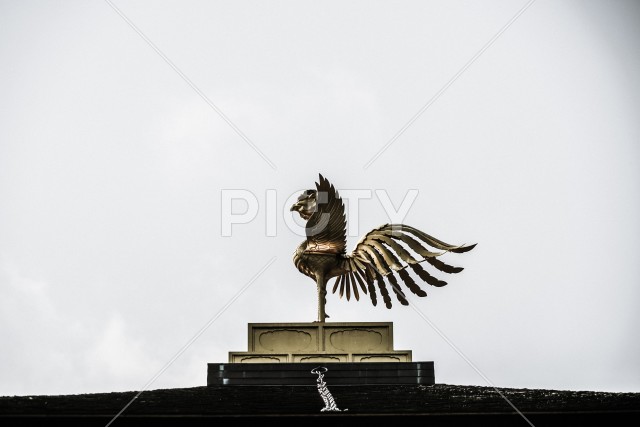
[291,174,476,322]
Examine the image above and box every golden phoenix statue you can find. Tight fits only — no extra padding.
[291,174,476,322]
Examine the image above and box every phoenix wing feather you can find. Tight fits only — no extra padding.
[305,174,347,254]
[331,224,476,308]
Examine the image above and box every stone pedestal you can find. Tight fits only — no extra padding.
[210,321,434,386]
[228,322,412,363]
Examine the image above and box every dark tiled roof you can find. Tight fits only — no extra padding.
[1,384,639,426]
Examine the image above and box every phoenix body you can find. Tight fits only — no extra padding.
[291,174,475,322]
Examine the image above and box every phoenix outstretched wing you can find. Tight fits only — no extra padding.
[305,174,347,254]
[331,224,476,308]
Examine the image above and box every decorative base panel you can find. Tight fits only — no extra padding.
[229,322,412,363]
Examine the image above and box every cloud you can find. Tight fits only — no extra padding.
[0,263,163,395]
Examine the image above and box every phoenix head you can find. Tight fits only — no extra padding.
[290,189,317,220]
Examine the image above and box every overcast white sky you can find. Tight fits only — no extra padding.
[1,0,639,397]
